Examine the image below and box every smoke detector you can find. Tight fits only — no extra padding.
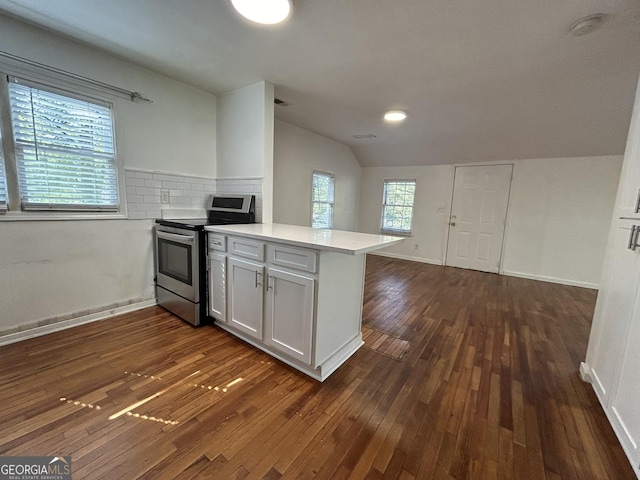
[571,14,605,36]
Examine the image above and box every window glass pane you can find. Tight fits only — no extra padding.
[8,80,118,211]
[312,172,335,228]
[381,180,416,233]
[312,172,334,202]
[312,202,333,229]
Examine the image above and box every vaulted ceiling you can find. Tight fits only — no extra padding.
[0,0,639,167]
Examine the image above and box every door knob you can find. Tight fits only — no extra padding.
[450,222,456,226]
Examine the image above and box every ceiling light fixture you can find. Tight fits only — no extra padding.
[570,14,605,36]
[231,0,292,25]
[384,110,407,122]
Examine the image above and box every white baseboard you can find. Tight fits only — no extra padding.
[370,251,442,266]
[0,299,157,347]
[501,270,599,289]
[370,255,598,290]
[579,362,593,383]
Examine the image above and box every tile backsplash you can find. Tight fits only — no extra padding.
[125,169,263,222]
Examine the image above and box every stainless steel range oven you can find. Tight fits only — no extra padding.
[154,194,255,326]
[155,223,204,324]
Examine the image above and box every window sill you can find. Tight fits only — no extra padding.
[380,230,412,237]
[0,211,129,222]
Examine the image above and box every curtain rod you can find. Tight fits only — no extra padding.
[0,50,153,103]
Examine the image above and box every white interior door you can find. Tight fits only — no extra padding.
[445,164,513,273]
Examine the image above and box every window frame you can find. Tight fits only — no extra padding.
[0,67,126,221]
[380,179,417,235]
[311,170,335,229]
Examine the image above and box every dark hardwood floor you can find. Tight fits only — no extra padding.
[0,255,634,479]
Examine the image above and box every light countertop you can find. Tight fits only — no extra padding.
[204,223,404,255]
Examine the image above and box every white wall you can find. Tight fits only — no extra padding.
[0,15,217,333]
[359,156,622,287]
[0,220,155,330]
[0,16,216,178]
[273,120,362,231]
[502,156,621,287]
[359,165,453,262]
[216,81,274,222]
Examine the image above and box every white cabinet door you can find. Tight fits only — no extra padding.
[208,252,226,322]
[589,221,640,404]
[228,257,264,340]
[610,292,640,467]
[264,267,315,365]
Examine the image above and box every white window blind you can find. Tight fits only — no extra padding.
[8,78,118,211]
[311,171,335,228]
[0,125,6,213]
[381,180,416,234]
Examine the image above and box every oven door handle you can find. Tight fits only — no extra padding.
[156,230,195,244]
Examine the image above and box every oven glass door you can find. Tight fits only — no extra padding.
[156,229,199,302]
[158,238,192,285]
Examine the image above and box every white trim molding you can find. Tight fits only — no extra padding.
[371,251,443,266]
[501,270,599,289]
[579,362,593,383]
[0,299,157,346]
[370,254,599,289]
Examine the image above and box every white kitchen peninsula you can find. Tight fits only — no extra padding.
[204,223,403,381]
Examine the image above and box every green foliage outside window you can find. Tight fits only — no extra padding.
[382,180,415,233]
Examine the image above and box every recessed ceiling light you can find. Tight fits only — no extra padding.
[384,110,407,122]
[231,0,292,25]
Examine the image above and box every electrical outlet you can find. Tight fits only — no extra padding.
[160,189,170,204]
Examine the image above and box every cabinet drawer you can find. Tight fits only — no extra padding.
[229,236,265,261]
[268,244,317,273]
[208,234,226,252]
